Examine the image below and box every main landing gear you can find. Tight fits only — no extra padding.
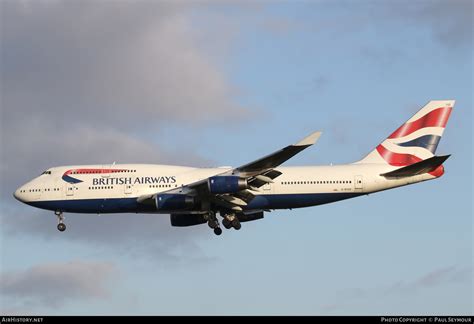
[222,214,241,231]
[55,211,66,232]
[205,211,244,236]
[206,211,222,236]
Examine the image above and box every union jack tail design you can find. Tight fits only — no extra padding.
[358,100,454,177]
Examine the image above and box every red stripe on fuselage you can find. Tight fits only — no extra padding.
[388,107,452,139]
[64,168,128,176]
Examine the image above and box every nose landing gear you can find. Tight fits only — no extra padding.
[55,211,66,232]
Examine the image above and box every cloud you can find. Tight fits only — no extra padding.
[0,1,247,195]
[0,1,242,262]
[0,1,247,175]
[1,1,248,129]
[405,0,473,48]
[376,1,473,50]
[0,260,118,308]
[386,265,473,294]
[320,265,472,313]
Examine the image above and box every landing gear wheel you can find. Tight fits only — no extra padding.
[207,211,220,229]
[213,227,222,236]
[55,211,66,232]
[208,220,218,229]
[222,219,232,229]
[231,219,241,230]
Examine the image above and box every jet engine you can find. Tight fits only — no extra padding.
[237,211,264,222]
[155,194,195,211]
[170,214,207,227]
[208,176,248,194]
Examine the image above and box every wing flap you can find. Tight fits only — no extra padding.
[248,169,283,188]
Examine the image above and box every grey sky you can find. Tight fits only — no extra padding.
[0,0,471,315]
[1,1,246,199]
[1,260,117,307]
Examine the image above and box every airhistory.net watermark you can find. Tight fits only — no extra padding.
[1,318,43,323]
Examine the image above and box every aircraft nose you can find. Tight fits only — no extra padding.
[13,188,24,202]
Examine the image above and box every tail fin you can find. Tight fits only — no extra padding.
[357,100,454,166]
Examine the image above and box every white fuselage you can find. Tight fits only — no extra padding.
[13,163,437,214]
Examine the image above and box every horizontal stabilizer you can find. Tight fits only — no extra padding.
[380,155,451,178]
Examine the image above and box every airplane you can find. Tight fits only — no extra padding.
[13,100,454,236]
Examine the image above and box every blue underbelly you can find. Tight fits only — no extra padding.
[27,193,362,214]
[246,193,362,209]
[27,198,153,213]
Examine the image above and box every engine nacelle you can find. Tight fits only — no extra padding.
[208,176,248,194]
[155,194,195,211]
[170,214,207,227]
[237,211,264,223]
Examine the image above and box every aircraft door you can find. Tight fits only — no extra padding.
[124,184,133,195]
[354,175,363,190]
[66,183,75,197]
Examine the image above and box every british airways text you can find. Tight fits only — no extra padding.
[92,176,176,186]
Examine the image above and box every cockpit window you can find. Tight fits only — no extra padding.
[41,171,52,175]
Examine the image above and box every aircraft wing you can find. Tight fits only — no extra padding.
[183,130,321,190]
[236,131,322,175]
[138,131,321,212]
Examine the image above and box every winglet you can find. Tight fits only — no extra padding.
[295,131,322,146]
